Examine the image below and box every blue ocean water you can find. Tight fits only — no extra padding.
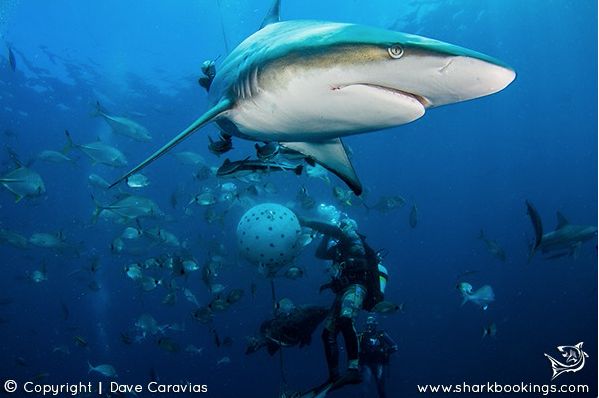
[0,0,596,397]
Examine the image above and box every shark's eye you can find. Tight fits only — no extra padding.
[387,45,404,59]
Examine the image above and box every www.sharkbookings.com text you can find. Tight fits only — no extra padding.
[2,380,209,395]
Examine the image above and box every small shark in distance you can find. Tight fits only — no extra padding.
[111,0,516,194]
[525,200,597,261]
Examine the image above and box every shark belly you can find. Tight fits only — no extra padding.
[226,66,425,142]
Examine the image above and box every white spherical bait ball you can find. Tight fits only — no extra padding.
[237,203,302,267]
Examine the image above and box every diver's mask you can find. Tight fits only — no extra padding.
[366,315,378,332]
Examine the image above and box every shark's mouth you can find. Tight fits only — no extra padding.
[335,83,431,108]
[359,83,431,108]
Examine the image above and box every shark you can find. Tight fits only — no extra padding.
[111,0,516,194]
[525,200,597,260]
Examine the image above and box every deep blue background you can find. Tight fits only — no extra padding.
[0,1,596,397]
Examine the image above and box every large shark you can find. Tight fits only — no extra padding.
[526,200,597,260]
[111,0,516,194]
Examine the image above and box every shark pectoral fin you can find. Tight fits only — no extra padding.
[280,139,362,195]
[109,99,232,188]
[259,0,280,29]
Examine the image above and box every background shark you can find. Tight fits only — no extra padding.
[111,0,515,194]
[526,200,597,260]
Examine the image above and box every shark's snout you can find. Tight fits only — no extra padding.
[429,55,516,106]
[369,36,516,108]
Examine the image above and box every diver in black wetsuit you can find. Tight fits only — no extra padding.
[359,316,397,398]
[197,59,233,156]
[198,59,216,92]
[300,216,389,393]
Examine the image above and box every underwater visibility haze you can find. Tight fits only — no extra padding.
[0,0,597,397]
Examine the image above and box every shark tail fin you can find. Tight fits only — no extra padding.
[525,200,543,258]
[109,99,232,188]
[87,361,94,373]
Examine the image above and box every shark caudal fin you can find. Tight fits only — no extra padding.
[280,139,362,195]
[109,99,232,188]
[525,200,543,261]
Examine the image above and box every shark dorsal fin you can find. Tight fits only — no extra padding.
[556,211,569,229]
[260,0,281,29]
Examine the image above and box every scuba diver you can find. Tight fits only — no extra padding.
[299,215,389,397]
[198,59,234,156]
[198,59,216,92]
[245,305,329,356]
[359,316,397,398]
